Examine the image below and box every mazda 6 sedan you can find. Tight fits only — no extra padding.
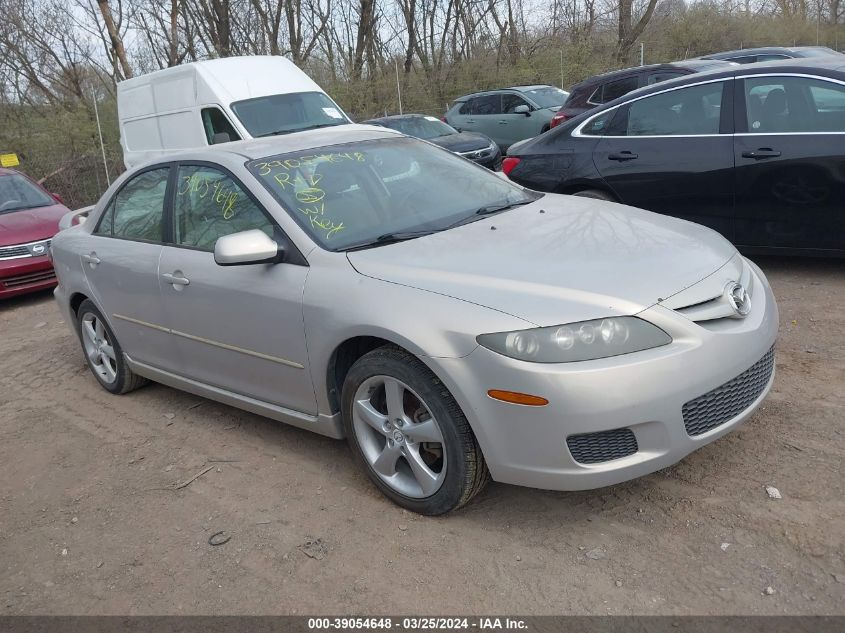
[52,125,778,515]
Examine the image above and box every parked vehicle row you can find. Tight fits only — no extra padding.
[504,58,845,255]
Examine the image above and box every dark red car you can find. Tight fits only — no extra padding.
[0,168,70,299]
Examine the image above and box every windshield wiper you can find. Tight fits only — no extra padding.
[260,122,344,138]
[343,199,536,252]
[473,199,535,216]
[343,229,437,252]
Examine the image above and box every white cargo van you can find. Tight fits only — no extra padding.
[117,56,351,167]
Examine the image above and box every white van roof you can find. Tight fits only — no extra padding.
[117,56,324,119]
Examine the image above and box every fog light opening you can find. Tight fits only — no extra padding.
[487,390,549,406]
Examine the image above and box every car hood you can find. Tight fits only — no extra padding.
[429,132,492,153]
[0,203,69,246]
[347,195,738,327]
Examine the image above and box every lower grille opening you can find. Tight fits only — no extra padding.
[682,345,775,437]
[567,428,638,465]
[2,269,56,288]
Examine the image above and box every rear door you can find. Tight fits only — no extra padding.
[469,94,505,143]
[157,162,317,413]
[734,73,845,251]
[592,79,736,239]
[82,166,178,372]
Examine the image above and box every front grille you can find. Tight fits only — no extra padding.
[0,239,51,260]
[682,346,775,437]
[0,244,31,259]
[2,269,56,288]
[567,428,638,464]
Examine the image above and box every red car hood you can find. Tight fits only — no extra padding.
[0,203,69,246]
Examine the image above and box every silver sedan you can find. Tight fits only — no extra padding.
[52,125,778,515]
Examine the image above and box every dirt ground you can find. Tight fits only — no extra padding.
[1,256,843,616]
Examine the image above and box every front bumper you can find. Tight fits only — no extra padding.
[0,255,57,299]
[429,262,779,491]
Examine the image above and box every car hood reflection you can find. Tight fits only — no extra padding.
[347,195,738,327]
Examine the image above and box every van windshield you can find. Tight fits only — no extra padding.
[231,91,350,138]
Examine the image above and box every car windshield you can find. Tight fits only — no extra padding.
[375,116,458,140]
[522,87,570,108]
[231,91,350,138]
[248,137,539,251]
[0,173,55,215]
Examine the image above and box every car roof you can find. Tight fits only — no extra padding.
[452,84,559,100]
[699,45,841,59]
[584,57,845,108]
[569,63,691,90]
[130,124,403,169]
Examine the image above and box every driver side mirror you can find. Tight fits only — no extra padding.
[514,105,531,116]
[214,229,282,266]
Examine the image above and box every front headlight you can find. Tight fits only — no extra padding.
[477,317,671,363]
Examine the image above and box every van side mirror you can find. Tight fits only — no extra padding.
[212,132,231,144]
[514,105,531,116]
[214,230,282,266]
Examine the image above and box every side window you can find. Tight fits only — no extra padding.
[473,94,502,115]
[626,82,724,136]
[580,109,617,136]
[174,165,274,251]
[756,54,790,62]
[107,168,169,242]
[745,76,845,133]
[502,94,530,113]
[201,107,241,145]
[601,77,640,103]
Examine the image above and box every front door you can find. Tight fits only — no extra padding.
[82,166,178,372]
[158,163,317,414]
[499,93,540,150]
[734,74,845,252]
[593,79,736,240]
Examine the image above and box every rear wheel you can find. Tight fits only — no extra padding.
[572,189,615,201]
[76,300,147,395]
[341,346,488,515]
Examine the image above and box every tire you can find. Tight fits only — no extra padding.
[572,188,615,201]
[341,345,488,515]
[76,299,147,395]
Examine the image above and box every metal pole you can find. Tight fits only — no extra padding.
[394,59,403,115]
[560,49,564,89]
[640,42,644,66]
[92,91,110,187]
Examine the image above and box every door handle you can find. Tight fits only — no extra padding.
[742,148,781,159]
[498,120,509,125]
[608,151,638,161]
[82,252,100,267]
[162,271,190,287]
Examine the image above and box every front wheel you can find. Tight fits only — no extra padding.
[341,346,488,515]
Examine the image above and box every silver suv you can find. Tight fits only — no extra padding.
[444,85,569,151]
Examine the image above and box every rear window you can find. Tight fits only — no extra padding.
[231,91,350,138]
[0,173,55,215]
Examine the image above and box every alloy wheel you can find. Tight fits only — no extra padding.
[351,375,447,498]
[81,312,117,385]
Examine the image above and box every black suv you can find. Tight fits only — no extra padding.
[551,60,735,128]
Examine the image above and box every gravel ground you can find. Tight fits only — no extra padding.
[0,256,843,615]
